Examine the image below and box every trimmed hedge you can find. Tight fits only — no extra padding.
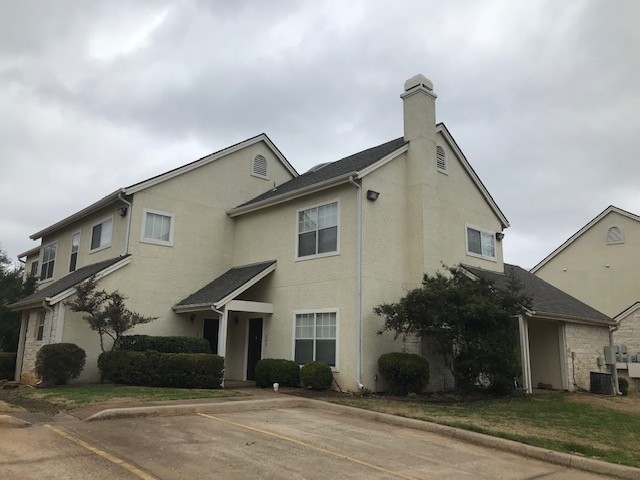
[116,335,210,354]
[35,343,86,386]
[378,352,430,395]
[300,361,332,390]
[255,358,300,388]
[99,350,224,388]
[0,352,17,381]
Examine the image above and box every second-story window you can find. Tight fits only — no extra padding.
[69,232,80,272]
[40,243,56,280]
[30,260,39,277]
[297,201,339,259]
[141,209,174,246]
[90,217,113,252]
[466,226,496,260]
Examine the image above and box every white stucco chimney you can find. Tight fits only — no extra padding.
[401,74,437,142]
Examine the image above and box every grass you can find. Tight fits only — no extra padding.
[2,384,247,410]
[321,392,640,468]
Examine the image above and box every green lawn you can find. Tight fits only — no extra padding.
[6,384,247,409]
[323,393,640,468]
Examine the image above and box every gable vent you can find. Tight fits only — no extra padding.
[607,226,624,245]
[252,154,269,179]
[436,145,446,171]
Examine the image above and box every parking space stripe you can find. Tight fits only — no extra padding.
[44,424,158,480]
[198,413,419,480]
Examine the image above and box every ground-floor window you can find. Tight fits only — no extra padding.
[35,312,45,342]
[294,310,336,367]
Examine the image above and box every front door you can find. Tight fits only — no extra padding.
[246,318,263,380]
[203,318,220,355]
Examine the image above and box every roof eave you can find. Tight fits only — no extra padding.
[30,189,126,240]
[17,246,41,259]
[527,310,615,327]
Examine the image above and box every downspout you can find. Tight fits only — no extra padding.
[348,175,364,390]
[212,305,226,387]
[118,193,132,256]
[609,325,620,395]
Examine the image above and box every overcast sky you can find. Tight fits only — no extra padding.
[2,0,639,270]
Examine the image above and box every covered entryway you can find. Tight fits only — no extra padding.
[173,261,276,384]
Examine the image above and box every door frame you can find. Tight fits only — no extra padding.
[243,317,264,381]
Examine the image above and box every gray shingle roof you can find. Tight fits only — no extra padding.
[462,263,613,324]
[11,256,129,309]
[176,260,276,307]
[235,137,407,209]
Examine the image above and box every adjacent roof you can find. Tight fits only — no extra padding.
[17,246,41,259]
[11,256,130,310]
[531,205,640,273]
[229,137,408,216]
[30,134,297,240]
[174,260,276,311]
[462,263,614,325]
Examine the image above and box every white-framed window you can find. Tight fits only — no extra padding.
[296,200,339,260]
[69,231,80,272]
[30,260,39,278]
[436,145,447,173]
[606,226,624,245]
[466,225,496,260]
[40,242,57,280]
[35,311,45,342]
[293,310,337,368]
[90,216,113,252]
[141,209,175,246]
[251,154,269,179]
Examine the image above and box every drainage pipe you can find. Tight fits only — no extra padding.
[118,193,132,256]
[348,175,364,390]
[609,325,620,395]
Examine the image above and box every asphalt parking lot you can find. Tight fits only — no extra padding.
[0,407,615,479]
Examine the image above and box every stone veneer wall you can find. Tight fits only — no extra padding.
[564,323,610,391]
[19,305,58,384]
[615,308,640,355]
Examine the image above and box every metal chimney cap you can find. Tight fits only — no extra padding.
[404,74,433,92]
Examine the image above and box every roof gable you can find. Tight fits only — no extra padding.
[436,123,509,228]
[462,263,613,325]
[531,206,640,273]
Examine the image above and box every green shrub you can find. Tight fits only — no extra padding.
[254,358,300,388]
[35,343,86,386]
[619,377,629,396]
[99,350,224,388]
[116,335,210,354]
[300,361,332,390]
[0,352,17,380]
[378,352,430,395]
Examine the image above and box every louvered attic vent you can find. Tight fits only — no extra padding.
[252,154,269,179]
[436,145,446,171]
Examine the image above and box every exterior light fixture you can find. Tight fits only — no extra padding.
[495,232,505,241]
[117,207,128,217]
[366,190,380,201]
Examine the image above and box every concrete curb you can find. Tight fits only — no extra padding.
[308,399,640,480]
[82,395,640,479]
[84,397,308,421]
[0,414,31,429]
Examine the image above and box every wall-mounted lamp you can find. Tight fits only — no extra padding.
[117,207,128,217]
[495,232,505,241]
[190,314,196,323]
[366,190,380,202]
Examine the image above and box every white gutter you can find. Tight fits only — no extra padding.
[211,305,226,388]
[348,175,364,390]
[118,194,133,255]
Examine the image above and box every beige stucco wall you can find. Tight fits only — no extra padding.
[535,211,640,317]
[564,322,610,391]
[528,319,563,389]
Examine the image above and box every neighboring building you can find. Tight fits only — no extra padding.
[10,74,613,392]
[532,206,640,388]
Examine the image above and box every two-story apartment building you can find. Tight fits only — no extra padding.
[11,74,614,392]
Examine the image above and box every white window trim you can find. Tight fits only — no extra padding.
[89,215,114,253]
[250,154,270,180]
[436,144,448,174]
[39,240,58,283]
[295,198,341,261]
[465,224,497,262]
[34,311,46,342]
[291,308,339,372]
[140,208,175,247]
[69,230,81,272]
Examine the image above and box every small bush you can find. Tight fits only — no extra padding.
[619,377,629,396]
[378,352,430,395]
[300,361,332,390]
[99,350,224,388]
[116,335,210,354]
[35,343,86,386]
[255,358,300,388]
[0,352,17,380]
